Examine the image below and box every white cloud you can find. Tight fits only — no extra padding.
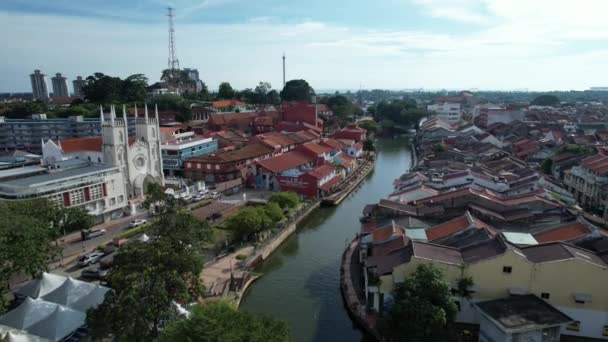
[1,4,608,92]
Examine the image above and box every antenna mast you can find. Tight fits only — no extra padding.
[167,7,180,76]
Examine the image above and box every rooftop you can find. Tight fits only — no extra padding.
[256,151,313,173]
[476,295,572,333]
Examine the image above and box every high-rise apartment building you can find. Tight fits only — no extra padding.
[72,76,86,97]
[29,70,49,101]
[51,73,69,98]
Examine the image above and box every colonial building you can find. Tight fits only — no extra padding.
[42,105,164,198]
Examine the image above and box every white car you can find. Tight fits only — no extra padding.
[210,191,221,199]
[129,219,147,228]
[194,193,207,201]
[78,252,105,267]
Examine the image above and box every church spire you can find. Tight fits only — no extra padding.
[110,105,115,125]
[99,105,104,123]
[134,104,138,119]
[144,103,149,122]
[155,104,159,123]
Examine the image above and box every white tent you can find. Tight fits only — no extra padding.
[41,278,96,307]
[15,274,67,299]
[2,331,50,342]
[69,285,109,312]
[0,299,56,330]
[25,306,85,342]
[137,234,151,243]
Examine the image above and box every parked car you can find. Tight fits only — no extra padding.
[78,252,105,267]
[81,228,106,241]
[129,219,147,228]
[210,191,221,199]
[194,193,207,201]
[80,267,109,280]
[181,195,193,203]
[99,254,115,270]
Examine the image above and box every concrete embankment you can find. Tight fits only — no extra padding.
[322,157,376,206]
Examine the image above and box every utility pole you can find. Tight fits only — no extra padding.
[167,7,180,77]
[282,53,286,89]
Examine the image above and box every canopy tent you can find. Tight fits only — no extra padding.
[69,285,109,312]
[25,307,85,342]
[137,233,151,242]
[14,274,67,299]
[0,299,56,330]
[41,278,95,307]
[2,331,50,342]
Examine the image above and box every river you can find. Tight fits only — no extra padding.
[240,138,411,342]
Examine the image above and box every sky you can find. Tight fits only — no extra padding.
[1,0,608,93]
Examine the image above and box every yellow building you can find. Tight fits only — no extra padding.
[365,235,608,340]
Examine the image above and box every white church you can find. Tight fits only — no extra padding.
[42,104,164,199]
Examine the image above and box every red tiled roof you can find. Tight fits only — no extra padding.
[581,154,608,174]
[60,136,102,152]
[372,223,405,242]
[308,164,335,179]
[253,116,274,125]
[426,215,471,241]
[533,222,591,243]
[319,175,341,191]
[190,143,272,163]
[338,153,355,168]
[212,100,245,107]
[255,132,296,149]
[256,151,313,173]
[301,142,333,155]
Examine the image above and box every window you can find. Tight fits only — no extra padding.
[541,292,550,299]
[502,266,512,273]
[197,163,202,169]
[118,195,124,203]
[566,321,580,332]
[69,189,85,205]
[90,184,103,200]
[110,198,116,205]
[216,165,220,170]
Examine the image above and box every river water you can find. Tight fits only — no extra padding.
[240,138,412,342]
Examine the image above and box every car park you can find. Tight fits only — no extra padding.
[78,252,105,267]
[129,219,147,228]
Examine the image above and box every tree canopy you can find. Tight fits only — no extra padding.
[280,79,315,102]
[86,197,210,340]
[0,199,88,311]
[268,192,300,210]
[374,99,428,135]
[531,94,560,106]
[82,72,148,103]
[218,82,236,99]
[382,264,457,342]
[160,301,289,342]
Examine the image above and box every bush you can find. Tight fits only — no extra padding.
[268,192,300,210]
[235,254,247,260]
[191,200,212,210]
[115,224,149,240]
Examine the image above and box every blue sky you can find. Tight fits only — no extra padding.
[1,0,608,92]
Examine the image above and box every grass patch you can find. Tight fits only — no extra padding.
[191,199,212,210]
[235,254,247,260]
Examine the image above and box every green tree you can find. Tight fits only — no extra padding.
[2,101,49,119]
[122,74,149,102]
[59,206,94,235]
[224,207,267,241]
[280,79,315,102]
[160,301,289,342]
[0,199,65,311]
[82,73,123,103]
[358,120,379,135]
[540,158,553,174]
[263,202,284,223]
[266,89,281,105]
[363,138,375,152]
[218,82,235,99]
[268,192,300,210]
[161,69,192,84]
[382,264,457,342]
[86,202,209,340]
[253,82,272,104]
[531,94,560,106]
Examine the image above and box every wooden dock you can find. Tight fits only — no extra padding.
[322,156,376,206]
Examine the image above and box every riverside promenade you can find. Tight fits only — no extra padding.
[340,238,381,341]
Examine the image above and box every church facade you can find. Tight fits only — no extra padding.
[42,104,164,199]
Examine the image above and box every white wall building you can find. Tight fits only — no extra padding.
[427,102,462,123]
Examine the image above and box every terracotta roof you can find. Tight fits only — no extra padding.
[60,136,102,152]
[308,164,335,179]
[320,138,346,150]
[533,222,592,243]
[581,154,608,175]
[256,151,313,173]
[253,116,274,125]
[300,142,333,155]
[412,241,463,264]
[190,143,272,163]
[372,222,405,242]
[212,100,245,107]
[255,132,296,149]
[426,215,471,241]
[318,175,341,191]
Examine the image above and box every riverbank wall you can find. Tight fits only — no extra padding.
[322,156,376,206]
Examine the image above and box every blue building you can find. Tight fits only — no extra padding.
[160,129,218,177]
